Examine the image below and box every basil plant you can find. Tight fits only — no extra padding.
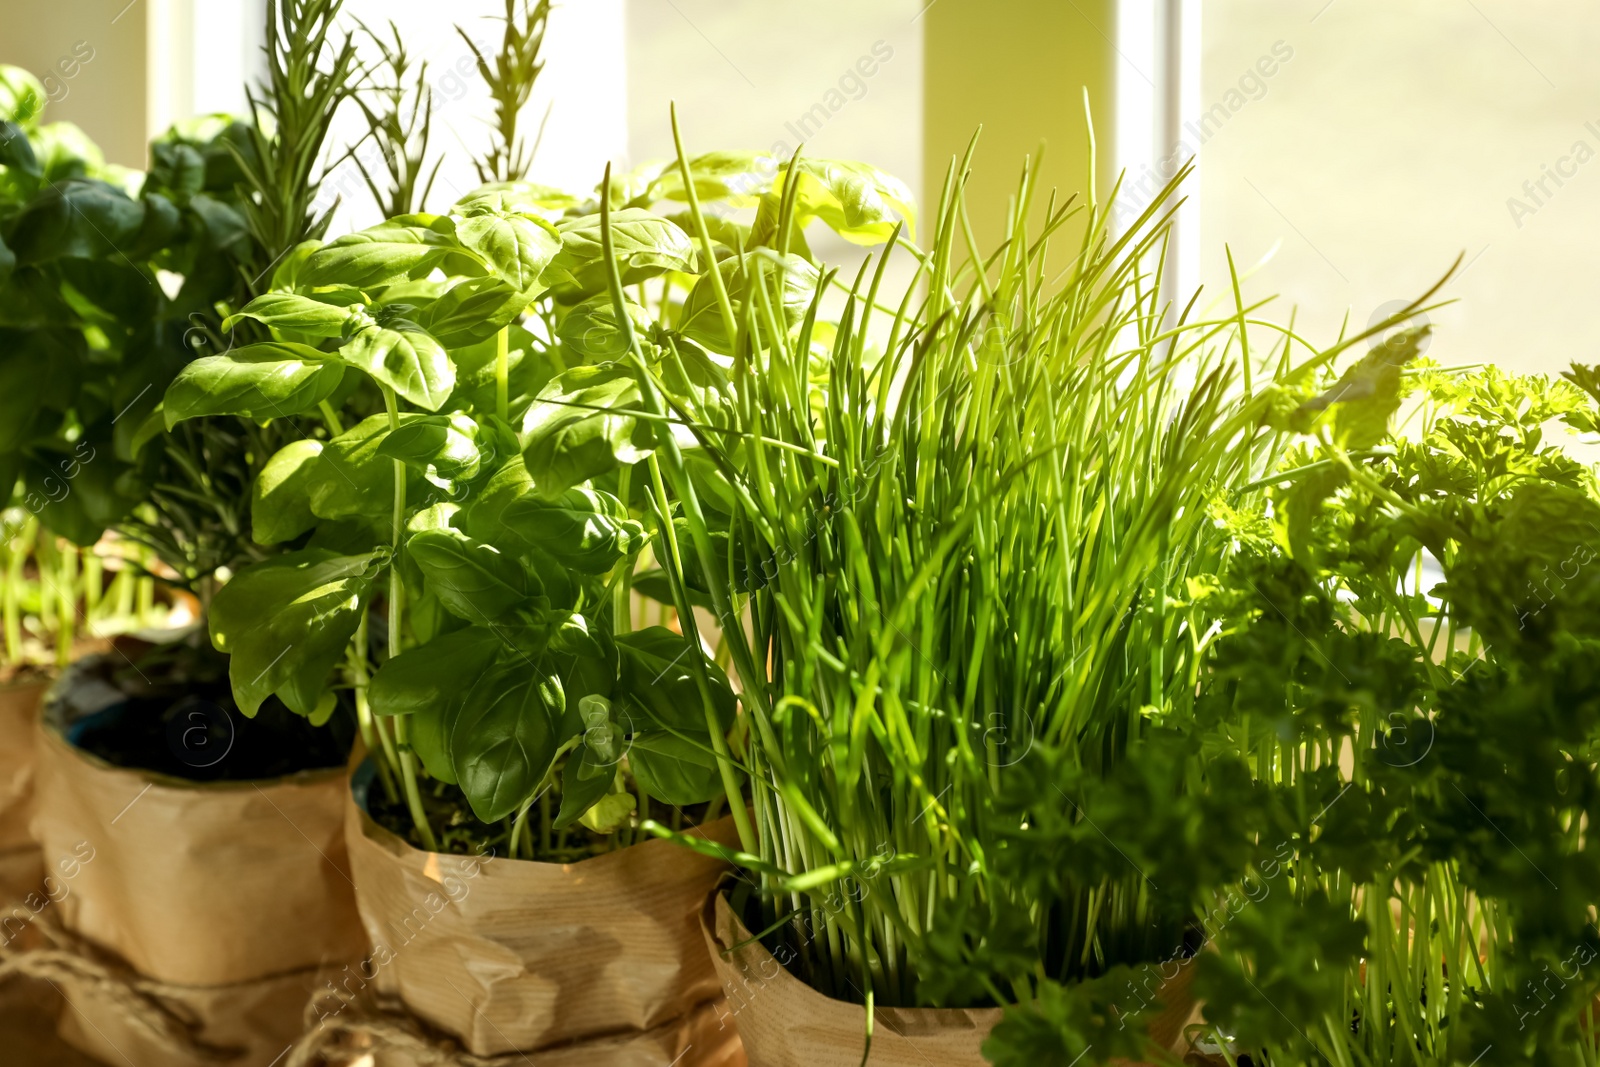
[166,181,736,853]
[173,142,914,855]
[0,66,257,548]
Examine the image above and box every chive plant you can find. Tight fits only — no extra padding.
[622,123,1450,1060]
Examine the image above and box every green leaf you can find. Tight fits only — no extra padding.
[0,67,46,126]
[544,208,699,295]
[7,179,145,263]
[776,159,917,245]
[146,140,205,201]
[0,328,83,450]
[408,528,530,622]
[628,731,725,806]
[454,209,560,292]
[616,627,736,734]
[501,485,645,574]
[409,703,459,784]
[31,122,103,182]
[644,150,778,205]
[369,626,500,723]
[163,342,345,428]
[252,439,324,545]
[521,363,654,495]
[452,658,566,822]
[307,414,430,528]
[579,791,636,834]
[556,294,651,364]
[188,193,249,253]
[678,251,820,353]
[1293,329,1428,449]
[421,277,532,348]
[208,549,378,716]
[341,322,454,411]
[224,292,354,339]
[24,445,140,546]
[376,412,482,482]
[456,454,538,548]
[454,183,581,220]
[0,120,41,176]
[0,230,14,294]
[555,704,623,830]
[299,216,476,288]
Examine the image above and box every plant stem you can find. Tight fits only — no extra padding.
[647,453,756,852]
[349,610,400,804]
[495,326,510,423]
[382,384,438,853]
[56,541,76,669]
[614,465,633,634]
[3,518,33,664]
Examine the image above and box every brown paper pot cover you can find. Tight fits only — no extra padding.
[54,965,332,1067]
[0,677,49,852]
[29,658,366,1065]
[344,762,743,1063]
[703,890,1199,1067]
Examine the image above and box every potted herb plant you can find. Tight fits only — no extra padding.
[218,169,751,1064]
[1,6,387,1065]
[622,127,1445,1064]
[1187,354,1600,1065]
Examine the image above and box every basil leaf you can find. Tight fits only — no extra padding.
[376,412,482,483]
[521,363,654,495]
[502,486,645,574]
[224,292,354,339]
[616,627,736,734]
[554,741,618,830]
[644,150,778,205]
[545,208,699,295]
[209,549,379,716]
[455,210,560,292]
[8,179,146,263]
[0,328,83,450]
[408,528,530,622]
[452,659,566,822]
[556,293,651,364]
[0,68,46,126]
[307,414,430,528]
[341,321,454,411]
[369,626,500,723]
[628,731,725,807]
[678,252,820,353]
[420,276,532,348]
[777,158,917,245]
[252,439,324,545]
[0,120,41,176]
[163,342,345,428]
[299,215,477,288]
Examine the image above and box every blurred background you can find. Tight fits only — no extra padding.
[2,0,1595,375]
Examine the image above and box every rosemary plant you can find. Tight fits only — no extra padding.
[351,20,442,219]
[459,0,551,185]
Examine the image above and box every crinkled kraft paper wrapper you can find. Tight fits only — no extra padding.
[54,965,335,1067]
[344,770,744,1064]
[703,890,1199,1066]
[0,677,49,851]
[28,661,366,1065]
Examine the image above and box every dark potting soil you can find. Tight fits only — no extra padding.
[363,768,723,861]
[65,641,354,782]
